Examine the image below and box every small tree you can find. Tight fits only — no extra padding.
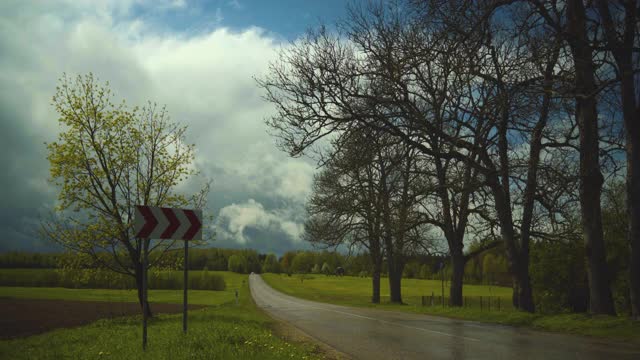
[228,255,247,274]
[42,73,210,317]
[321,262,332,275]
[290,252,314,274]
[262,254,281,273]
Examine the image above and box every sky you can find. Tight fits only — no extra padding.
[0,0,360,255]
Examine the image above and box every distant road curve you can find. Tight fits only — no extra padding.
[249,274,640,360]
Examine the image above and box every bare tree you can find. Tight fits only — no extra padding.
[594,0,640,319]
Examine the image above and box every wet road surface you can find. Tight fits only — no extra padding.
[249,274,640,360]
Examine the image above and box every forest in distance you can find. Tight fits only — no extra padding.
[0,215,625,316]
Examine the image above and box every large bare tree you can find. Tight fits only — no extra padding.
[594,0,640,319]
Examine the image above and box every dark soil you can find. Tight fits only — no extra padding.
[0,298,204,339]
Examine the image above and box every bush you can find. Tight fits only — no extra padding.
[419,264,431,279]
[530,239,588,314]
[311,264,321,274]
[187,270,226,290]
[403,261,421,279]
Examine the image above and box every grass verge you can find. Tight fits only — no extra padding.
[0,273,324,360]
[262,273,640,343]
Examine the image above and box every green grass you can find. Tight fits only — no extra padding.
[0,273,323,360]
[0,268,226,290]
[263,273,513,310]
[0,271,247,306]
[262,273,640,343]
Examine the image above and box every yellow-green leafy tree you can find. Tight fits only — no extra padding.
[42,73,210,316]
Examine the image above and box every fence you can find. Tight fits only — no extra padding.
[417,292,513,311]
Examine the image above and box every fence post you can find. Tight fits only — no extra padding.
[498,297,500,311]
[431,292,434,306]
[480,296,483,311]
[421,295,425,306]
[489,296,491,311]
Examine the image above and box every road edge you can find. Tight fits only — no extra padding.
[249,274,353,360]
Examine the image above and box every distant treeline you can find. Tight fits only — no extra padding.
[0,251,60,268]
[0,248,506,283]
[0,268,226,291]
[0,245,595,314]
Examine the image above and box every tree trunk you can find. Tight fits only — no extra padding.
[516,256,535,312]
[566,0,616,316]
[449,247,464,307]
[485,169,535,312]
[372,266,381,304]
[387,255,404,304]
[627,97,640,319]
[595,0,639,319]
[135,262,153,318]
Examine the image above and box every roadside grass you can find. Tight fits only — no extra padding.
[262,273,640,343]
[0,274,323,360]
[0,271,248,306]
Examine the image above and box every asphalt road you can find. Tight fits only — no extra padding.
[249,274,640,360]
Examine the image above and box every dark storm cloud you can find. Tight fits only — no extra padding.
[0,0,316,255]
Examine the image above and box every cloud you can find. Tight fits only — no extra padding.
[217,199,304,244]
[0,0,315,254]
[215,7,224,23]
[228,0,243,10]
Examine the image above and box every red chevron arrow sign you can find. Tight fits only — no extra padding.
[134,206,202,240]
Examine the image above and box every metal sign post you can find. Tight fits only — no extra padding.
[134,206,202,350]
[440,261,445,307]
[183,239,188,333]
[142,238,149,350]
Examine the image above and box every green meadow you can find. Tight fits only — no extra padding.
[0,268,226,291]
[261,273,640,343]
[0,272,324,359]
[0,270,243,306]
[262,273,514,310]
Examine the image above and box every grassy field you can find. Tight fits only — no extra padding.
[0,268,226,290]
[0,272,324,359]
[0,271,245,306]
[262,273,640,343]
[0,270,247,307]
[262,273,514,310]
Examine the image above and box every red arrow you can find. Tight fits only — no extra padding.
[183,210,201,240]
[136,206,157,238]
[161,207,180,239]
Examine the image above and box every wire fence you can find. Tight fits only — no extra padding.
[412,293,514,311]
